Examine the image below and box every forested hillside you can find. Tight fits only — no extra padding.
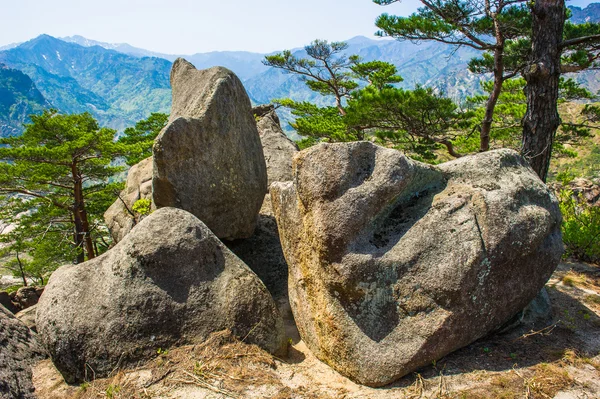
[0,63,49,137]
[0,35,171,135]
[0,4,598,138]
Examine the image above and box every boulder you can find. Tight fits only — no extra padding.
[0,290,18,313]
[16,304,38,333]
[271,142,563,387]
[253,105,299,186]
[550,177,600,207]
[153,59,267,240]
[227,194,289,300]
[104,157,153,243]
[14,286,40,310]
[0,305,44,399]
[36,207,286,384]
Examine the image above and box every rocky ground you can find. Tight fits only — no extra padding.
[31,261,600,399]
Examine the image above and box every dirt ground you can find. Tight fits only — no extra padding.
[32,261,600,399]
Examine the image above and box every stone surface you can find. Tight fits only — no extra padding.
[0,290,18,313]
[14,286,40,310]
[253,105,299,186]
[153,59,267,240]
[271,142,563,387]
[36,207,286,384]
[0,305,44,399]
[227,194,289,300]
[550,177,600,207]
[104,156,153,243]
[16,304,38,333]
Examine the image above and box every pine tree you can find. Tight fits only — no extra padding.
[264,40,466,160]
[118,112,168,166]
[523,0,600,181]
[373,0,531,152]
[0,110,126,263]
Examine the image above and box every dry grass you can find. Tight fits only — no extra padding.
[562,271,588,287]
[453,364,574,399]
[75,330,284,399]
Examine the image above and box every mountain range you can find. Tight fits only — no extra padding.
[1,3,599,138]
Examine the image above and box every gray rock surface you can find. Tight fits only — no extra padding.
[253,105,298,186]
[0,291,18,314]
[16,304,38,333]
[227,194,288,300]
[271,142,563,387]
[0,305,44,399]
[104,157,153,243]
[13,286,40,310]
[153,59,267,240]
[36,207,286,384]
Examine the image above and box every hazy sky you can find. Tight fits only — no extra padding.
[1,0,598,54]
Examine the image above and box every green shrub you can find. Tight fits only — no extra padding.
[559,188,600,263]
[132,198,152,216]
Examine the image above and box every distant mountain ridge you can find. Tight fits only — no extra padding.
[0,35,172,135]
[569,3,600,23]
[0,2,598,137]
[0,63,50,136]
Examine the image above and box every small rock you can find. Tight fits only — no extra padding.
[0,305,45,399]
[16,304,38,333]
[253,105,298,186]
[0,290,18,314]
[104,157,153,243]
[14,286,40,310]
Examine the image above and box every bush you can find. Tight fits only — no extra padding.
[559,188,600,263]
[132,198,152,216]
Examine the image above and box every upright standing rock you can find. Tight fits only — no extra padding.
[153,59,267,240]
[104,157,153,243]
[253,104,298,186]
[271,142,563,387]
[0,305,44,399]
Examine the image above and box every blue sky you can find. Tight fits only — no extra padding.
[0,0,598,54]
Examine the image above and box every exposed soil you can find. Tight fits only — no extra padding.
[32,261,600,399]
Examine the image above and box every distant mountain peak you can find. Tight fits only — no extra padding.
[569,3,600,23]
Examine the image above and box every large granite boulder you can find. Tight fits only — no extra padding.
[253,105,299,186]
[104,157,153,243]
[0,305,44,399]
[153,59,267,240]
[271,142,563,387]
[37,207,286,384]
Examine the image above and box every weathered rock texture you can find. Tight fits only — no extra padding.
[253,105,299,186]
[0,305,44,399]
[0,291,18,314]
[271,142,563,387]
[16,304,38,333]
[37,207,286,384]
[13,286,41,310]
[153,59,267,240]
[104,156,153,243]
[227,194,289,300]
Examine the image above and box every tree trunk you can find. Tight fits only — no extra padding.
[522,0,565,182]
[16,251,27,287]
[480,46,505,152]
[335,95,347,116]
[71,162,95,263]
[72,208,86,264]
